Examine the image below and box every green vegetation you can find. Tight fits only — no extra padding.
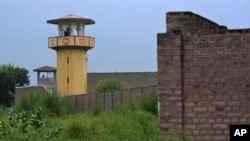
[0,92,196,140]
[15,92,74,117]
[95,78,123,93]
[59,110,158,141]
[0,107,62,141]
[0,64,30,107]
[140,93,158,116]
[90,101,102,116]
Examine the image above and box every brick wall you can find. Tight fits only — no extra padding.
[166,11,226,32]
[158,11,250,141]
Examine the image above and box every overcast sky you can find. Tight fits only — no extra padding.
[1,0,250,85]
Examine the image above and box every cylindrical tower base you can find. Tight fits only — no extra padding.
[56,48,87,95]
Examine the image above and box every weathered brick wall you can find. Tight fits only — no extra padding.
[158,31,184,135]
[158,11,250,141]
[166,11,226,32]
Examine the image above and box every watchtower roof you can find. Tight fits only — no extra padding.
[33,66,56,72]
[47,14,95,25]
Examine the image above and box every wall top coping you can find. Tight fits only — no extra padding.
[167,11,227,30]
[167,11,224,27]
[166,11,250,34]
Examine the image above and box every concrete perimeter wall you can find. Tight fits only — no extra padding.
[15,85,157,113]
[158,11,250,141]
[87,72,157,93]
[15,85,48,104]
[67,85,157,113]
[15,72,157,112]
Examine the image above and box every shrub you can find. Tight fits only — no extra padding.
[95,78,123,93]
[0,108,62,141]
[65,117,95,139]
[0,121,6,139]
[140,93,158,116]
[65,120,84,138]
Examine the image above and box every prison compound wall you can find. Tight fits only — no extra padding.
[87,72,157,93]
[158,11,250,141]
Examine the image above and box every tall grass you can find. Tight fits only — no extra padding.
[0,106,5,117]
[57,110,158,141]
[90,101,102,116]
[0,91,200,141]
[15,92,75,117]
[114,98,138,113]
[140,93,158,116]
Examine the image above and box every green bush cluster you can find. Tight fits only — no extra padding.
[64,117,95,139]
[95,78,123,93]
[0,108,62,141]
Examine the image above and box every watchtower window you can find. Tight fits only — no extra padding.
[39,72,54,78]
[64,26,71,36]
[40,72,46,78]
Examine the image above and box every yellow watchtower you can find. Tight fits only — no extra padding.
[47,14,95,96]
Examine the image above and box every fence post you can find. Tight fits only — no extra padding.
[130,88,132,99]
[104,92,106,112]
[121,89,123,105]
[152,85,156,96]
[153,85,156,93]
[112,91,114,110]
[141,87,143,103]
[75,95,77,110]
[89,92,90,112]
[82,94,84,112]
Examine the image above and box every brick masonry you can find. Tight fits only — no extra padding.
[158,11,250,141]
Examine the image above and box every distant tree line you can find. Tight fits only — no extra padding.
[0,64,30,107]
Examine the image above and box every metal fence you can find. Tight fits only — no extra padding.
[67,85,157,113]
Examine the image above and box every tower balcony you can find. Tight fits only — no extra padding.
[48,36,95,49]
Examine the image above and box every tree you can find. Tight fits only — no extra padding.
[95,78,123,93]
[0,64,30,106]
